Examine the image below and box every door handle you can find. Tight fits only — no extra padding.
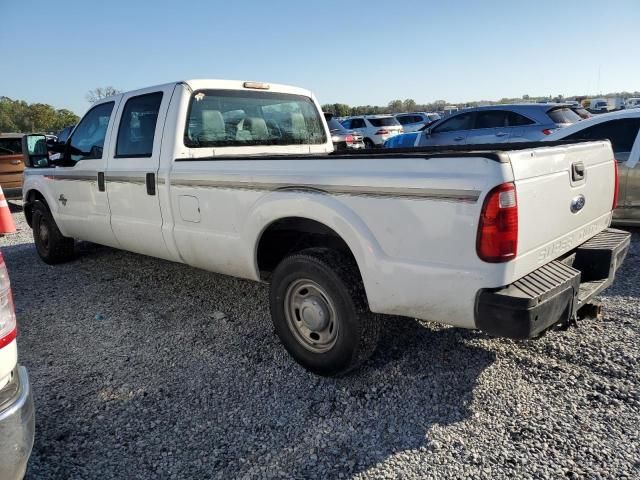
[572,162,585,182]
[146,173,156,196]
[454,136,464,141]
[495,132,508,137]
[98,172,105,192]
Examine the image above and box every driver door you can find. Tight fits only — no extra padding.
[51,100,121,247]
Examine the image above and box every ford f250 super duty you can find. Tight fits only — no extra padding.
[20,79,630,376]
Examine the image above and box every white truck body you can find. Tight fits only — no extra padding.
[21,79,630,375]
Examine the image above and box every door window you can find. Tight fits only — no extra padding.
[432,112,474,133]
[116,92,163,157]
[564,118,640,158]
[68,102,115,162]
[350,118,366,129]
[475,110,509,129]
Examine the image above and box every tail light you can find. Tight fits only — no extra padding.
[542,128,554,135]
[345,134,354,145]
[477,183,518,263]
[0,252,16,349]
[375,129,390,135]
[612,160,619,209]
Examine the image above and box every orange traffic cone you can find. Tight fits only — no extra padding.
[0,186,16,234]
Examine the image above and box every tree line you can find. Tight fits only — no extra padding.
[0,87,121,134]
[322,90,640,116]
[0,96,79,134]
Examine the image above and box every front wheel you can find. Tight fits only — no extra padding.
[32,200,75,264]
[269,248,380,376]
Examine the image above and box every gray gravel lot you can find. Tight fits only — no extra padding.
[1,200,639,479]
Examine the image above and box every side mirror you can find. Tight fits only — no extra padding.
[21,134,50,168]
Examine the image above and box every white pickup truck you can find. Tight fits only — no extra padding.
[21,79,630,376]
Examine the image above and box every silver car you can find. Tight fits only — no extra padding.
[545,109,640,225]
[417,104,581,147]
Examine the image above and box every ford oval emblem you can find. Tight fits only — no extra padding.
[570,194,586,213]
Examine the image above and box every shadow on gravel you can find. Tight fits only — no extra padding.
[1,242,495,479]
[8,200,23,213]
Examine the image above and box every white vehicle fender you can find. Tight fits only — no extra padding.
[243,192,385,291]
[23,175,60,217]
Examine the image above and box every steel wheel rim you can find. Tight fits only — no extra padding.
[39,217,50,250]
[284,279,339,353]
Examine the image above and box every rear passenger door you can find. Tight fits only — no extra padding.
[468,110,510,144]
[105,85,175,259]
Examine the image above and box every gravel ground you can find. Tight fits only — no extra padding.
[1,200,639,479]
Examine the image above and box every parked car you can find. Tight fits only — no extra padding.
[341,115,402,147]
[0,134,25,192]
[323,114,364,150]
[20,79,629,376]
[395,112,441,132]
[415,104,581,147]
[589,98,609,113]
[545,109,640,225]
[0,251,35,480]
[625,98,640,109]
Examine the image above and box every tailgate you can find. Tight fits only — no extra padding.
[508,141,615,280]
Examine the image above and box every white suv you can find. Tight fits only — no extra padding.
[395,112,441,132]
[341,115,403,147]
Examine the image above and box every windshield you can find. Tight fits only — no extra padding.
[0,138,22,155]
[547,107,581,125]
[185,90,327,147]
[368,117,400,127]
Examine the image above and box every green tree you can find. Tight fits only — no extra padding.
[387,99,403,113]
[402,99,417,111]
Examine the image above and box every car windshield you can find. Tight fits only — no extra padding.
[0,138,22,155]
[368,117,400,127]
[547,107,581,125]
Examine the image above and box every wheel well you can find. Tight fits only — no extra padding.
[256,217,359,280]
[24,190,47,227]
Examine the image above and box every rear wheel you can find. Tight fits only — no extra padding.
[269,248,380,376]
[364,138,375,149]
[32,200,74,264]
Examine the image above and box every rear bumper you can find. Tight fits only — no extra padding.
[0,367,35,480]
[475,228,631,339]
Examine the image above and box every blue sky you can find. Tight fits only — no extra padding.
[1,0,638,115]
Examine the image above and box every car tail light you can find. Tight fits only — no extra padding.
[612,160,619,209]
[0,252,16,349]
[477,183,518,263]
[375,129,390,135]
[345,134,354,145]
[542,128,554,135]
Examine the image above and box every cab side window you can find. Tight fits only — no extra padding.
[116,92,163,157]
[69,102,115,162]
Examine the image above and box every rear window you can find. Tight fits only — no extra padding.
[564,118,640,157]
[0,138,22,155]
[547,107,581,125]
[368,117,400,127]
[185,90,326,147]
[327,118,343,131]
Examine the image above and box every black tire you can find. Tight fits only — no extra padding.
[364,138,376,149]
[32,200,74,264]
[269,248,380,376]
